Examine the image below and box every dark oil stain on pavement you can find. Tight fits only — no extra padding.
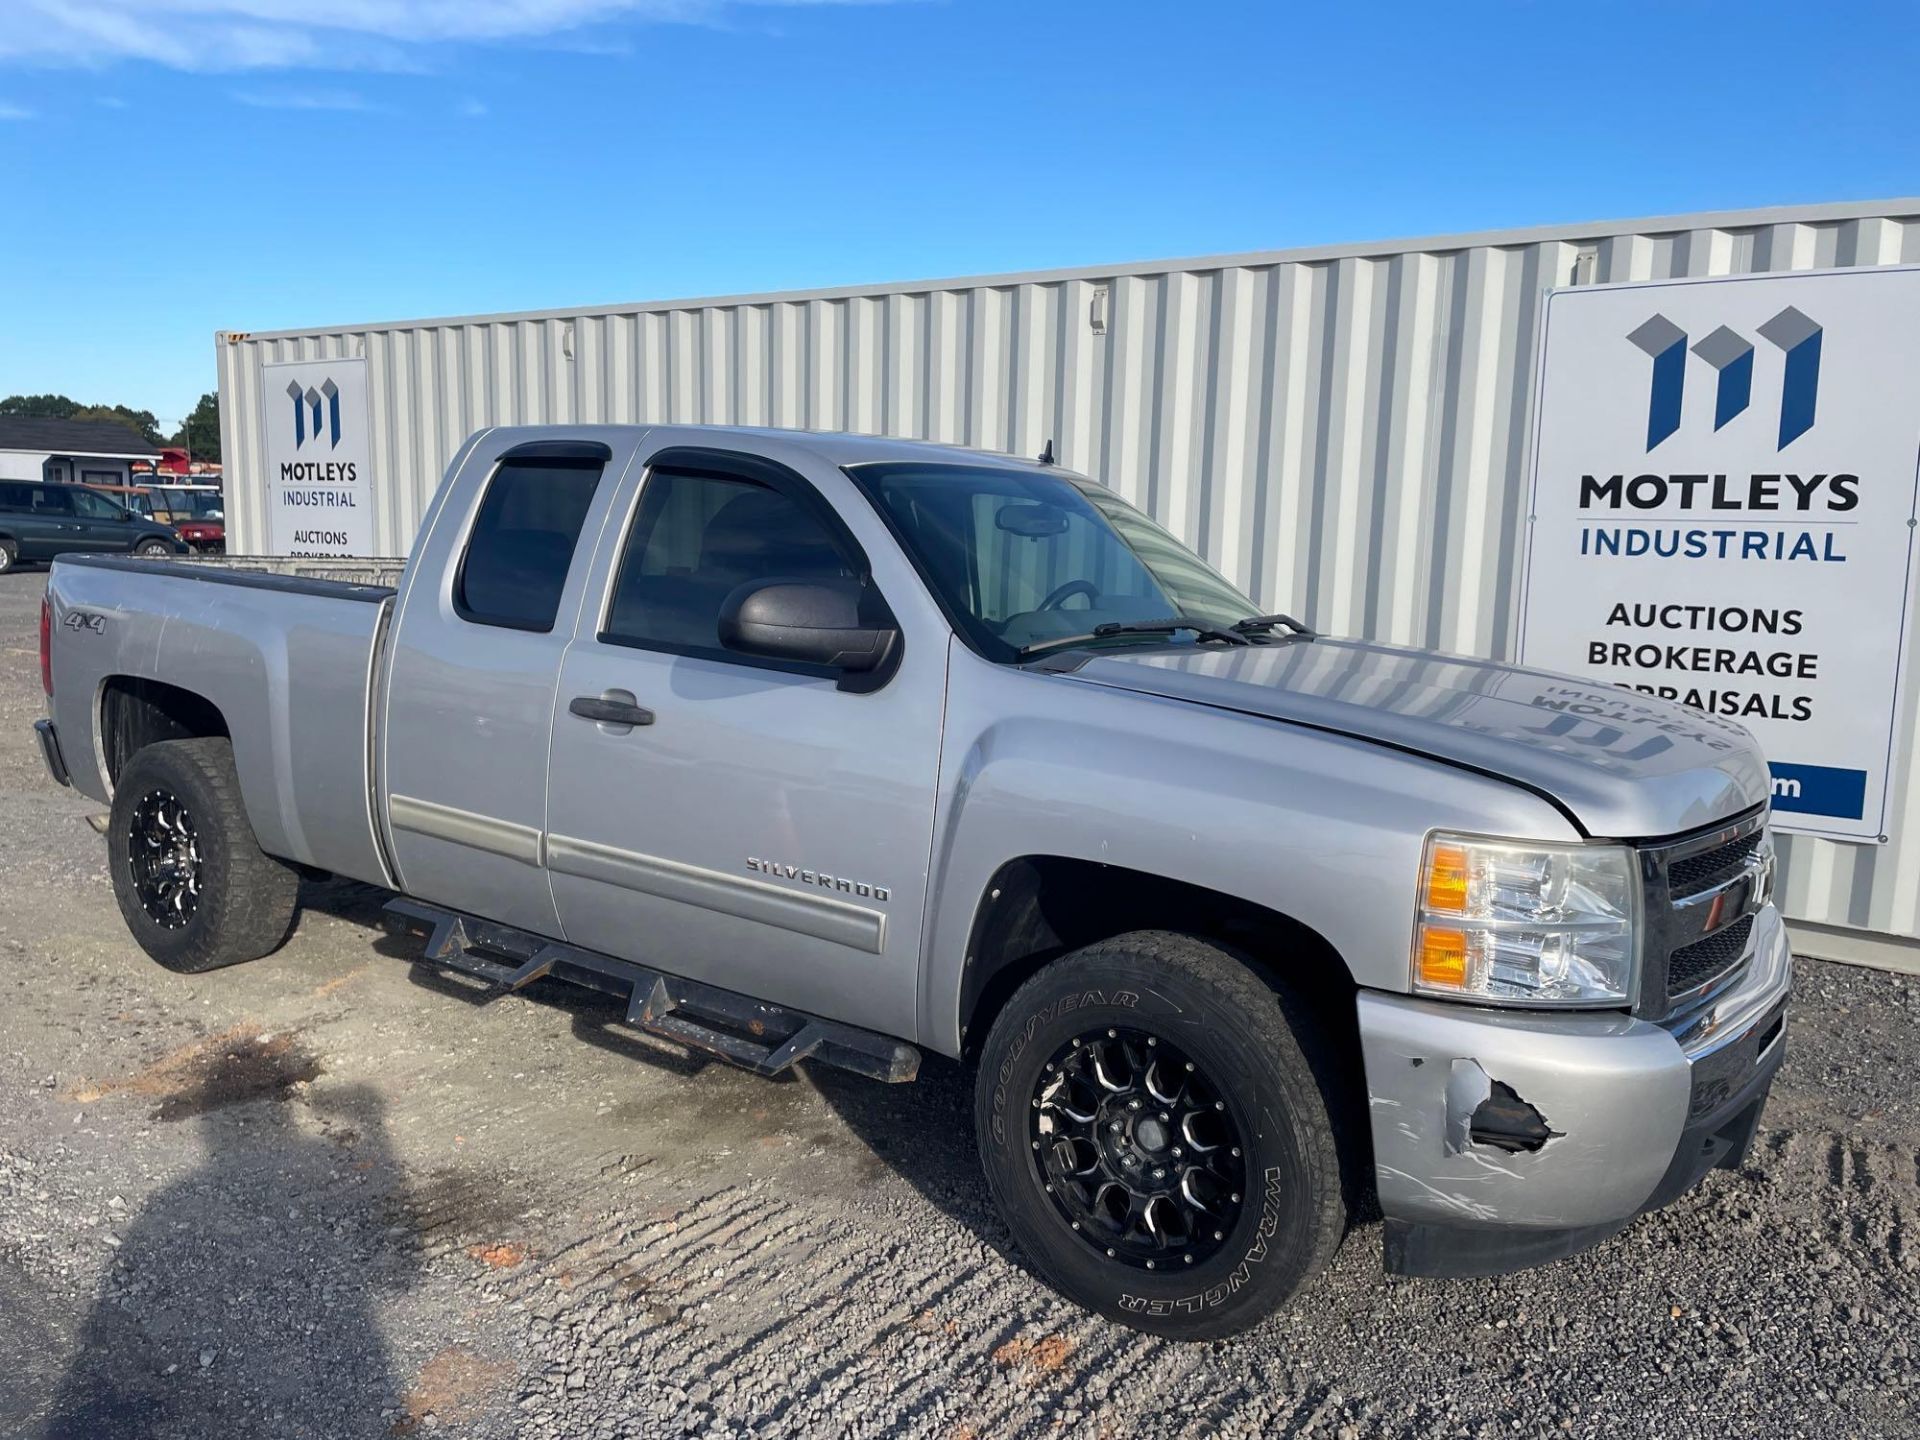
[67,1023,323,1121]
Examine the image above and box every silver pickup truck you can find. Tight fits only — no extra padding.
[34,425,1790,1339]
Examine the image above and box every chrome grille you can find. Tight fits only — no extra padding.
[1637,807,1770,1021]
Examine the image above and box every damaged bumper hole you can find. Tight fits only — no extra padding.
[1444,1059,1560,1155]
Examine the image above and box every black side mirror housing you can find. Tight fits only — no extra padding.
[718,577,898,676]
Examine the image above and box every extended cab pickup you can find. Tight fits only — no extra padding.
[35,425,1791,1339]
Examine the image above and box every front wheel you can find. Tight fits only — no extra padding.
[107,738,300,972]
[134,539,174,558]
[974,932,1348,1340]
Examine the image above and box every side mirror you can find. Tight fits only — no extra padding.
[719,577,898,674]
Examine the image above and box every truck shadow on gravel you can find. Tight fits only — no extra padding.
[300,880,1313,1323]
[805,1057,1006,1223]
[39,1077,415,1440]
[348,879,1035,1270]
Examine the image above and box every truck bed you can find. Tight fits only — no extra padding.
[44,553,396,887]
[185,554,408,590]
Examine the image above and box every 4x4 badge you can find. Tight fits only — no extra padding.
[62,611,106,634]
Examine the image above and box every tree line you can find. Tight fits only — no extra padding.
[0,392,221,463]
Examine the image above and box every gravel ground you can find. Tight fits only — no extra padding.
[0,566,1915,1439]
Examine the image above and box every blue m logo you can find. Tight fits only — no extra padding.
[1627,307,1821,451]
[288,377,343,449]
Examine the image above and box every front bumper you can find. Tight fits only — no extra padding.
[34,718,71,788]
[1359,903,1791,1278]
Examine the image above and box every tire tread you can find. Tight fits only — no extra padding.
[977,930,1350,1339]
[109,738,299,973]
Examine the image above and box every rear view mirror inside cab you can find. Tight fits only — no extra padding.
[994,503,1070,538]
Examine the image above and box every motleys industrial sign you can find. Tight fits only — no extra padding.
[259,357,373,558]
[1519,266,1920,843]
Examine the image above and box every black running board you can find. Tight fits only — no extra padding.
[381,898,920,1084]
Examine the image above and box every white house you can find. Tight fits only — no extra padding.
[0,417,163,486]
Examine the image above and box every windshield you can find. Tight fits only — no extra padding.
[849,462,1259,661]
[153,488,223,520]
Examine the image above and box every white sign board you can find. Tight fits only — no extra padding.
[260,356,374,558]
[1519,267,1920,842]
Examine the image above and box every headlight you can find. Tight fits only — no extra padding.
[1413,834,1639,1006]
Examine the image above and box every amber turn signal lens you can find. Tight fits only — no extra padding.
[1416,926,1469,989]
[1423,842,1470,915]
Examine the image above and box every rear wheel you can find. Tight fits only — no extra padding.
[107,738,299,972]
[0,538,16,574]
[974,931,1347,1340]
[134,539,173,558]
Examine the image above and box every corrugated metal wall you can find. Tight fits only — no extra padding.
[216,198,1920,952]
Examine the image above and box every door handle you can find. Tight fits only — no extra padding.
[569,693,655,728]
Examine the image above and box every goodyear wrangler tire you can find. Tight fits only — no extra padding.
[108,738,300,973]
[975,931,1346,1340]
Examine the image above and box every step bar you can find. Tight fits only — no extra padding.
[381,899,920,1084]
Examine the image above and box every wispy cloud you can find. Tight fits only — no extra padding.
[456,97,488,118]
[0,100,31,119]
[231,87,378,111]
[95,94,127,107]
[0,1,913,74]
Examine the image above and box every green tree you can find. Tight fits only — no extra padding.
[170,392,221,464]
[0,393,164,445]
[0,393,80,419]
[70,404,162,445]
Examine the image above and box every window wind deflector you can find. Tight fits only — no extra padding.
[498,440,613,465]
[1232,612,1317,639]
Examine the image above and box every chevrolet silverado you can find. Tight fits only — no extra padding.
[34,425,1790,1338]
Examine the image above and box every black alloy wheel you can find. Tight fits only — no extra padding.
[107,738,299,973]
[974,931,1350,1339]
[1032,1027,1248,1271]
[127,788,202,928]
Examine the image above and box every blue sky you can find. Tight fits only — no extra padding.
[0,0,1914,431]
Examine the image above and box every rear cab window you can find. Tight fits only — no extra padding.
[453,448,609,633]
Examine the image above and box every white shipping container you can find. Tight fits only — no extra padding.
[216,197,1920,970]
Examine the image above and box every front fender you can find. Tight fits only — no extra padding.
[918,650,1582,1054]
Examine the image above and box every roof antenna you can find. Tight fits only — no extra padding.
[1037,438,1056,466]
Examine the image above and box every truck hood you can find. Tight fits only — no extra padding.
[1061,638,1770,838]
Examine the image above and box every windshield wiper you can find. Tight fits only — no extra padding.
[1232,612,1317,639]
[1095,618,1252,645]
[1017,617,1251,659]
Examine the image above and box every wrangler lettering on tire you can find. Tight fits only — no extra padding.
[973,931,1347,1341]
